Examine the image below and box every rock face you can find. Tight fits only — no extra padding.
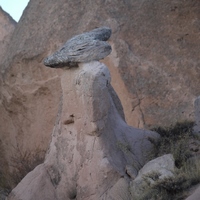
[0,7,16,61]
[7,61,159,200]
[0,0,200,190]
[0,7,16,192]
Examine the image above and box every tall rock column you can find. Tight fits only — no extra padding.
[7,27,159,200]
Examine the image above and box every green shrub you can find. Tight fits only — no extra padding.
[131,121,200,200]
[9,145,45,186]
[150,121,196,168]
[133,159,200,200]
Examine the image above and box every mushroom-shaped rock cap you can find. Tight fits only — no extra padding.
[43,27,112,68]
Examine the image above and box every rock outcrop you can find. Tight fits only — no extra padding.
[44,27,112,68]
[130,154,175,197]
[1,0,199,129]
[0,7,16,62]
[0,8,16,196]
[0,0,200,192]
[7,61,159,200]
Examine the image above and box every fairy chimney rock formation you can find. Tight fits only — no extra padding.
[7,28,159,200]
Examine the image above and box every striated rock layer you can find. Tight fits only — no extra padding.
[7,62,159,200]
[44,27,112,68]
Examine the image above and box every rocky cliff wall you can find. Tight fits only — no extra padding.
[0,7,16,64]
[0,0,200,183]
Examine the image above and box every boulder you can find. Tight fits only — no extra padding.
[0,8,16,196]
[7,61,159,200]
[44,27,112,68]
[130,154,175,197]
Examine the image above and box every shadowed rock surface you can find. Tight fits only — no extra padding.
[43,27,112,68]
[7,61,159,200]
[193,96,200,136]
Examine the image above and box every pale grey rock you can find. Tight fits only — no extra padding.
[0,7,16,70]
[7,61,159,200]
[43,27,112,68]
[130,154,175,197]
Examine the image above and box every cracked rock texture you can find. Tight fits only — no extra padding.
[43,27,112,68]
[7,61,159,200]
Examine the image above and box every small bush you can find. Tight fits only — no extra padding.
[150,121,196,168]
[133,159,200,200]
[9,145,45,186]
[131,121,200,200]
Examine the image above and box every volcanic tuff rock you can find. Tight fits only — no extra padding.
[0,7,16,62]
[0,8,16,194]
[0,0,200,190]
[7,61,159,200]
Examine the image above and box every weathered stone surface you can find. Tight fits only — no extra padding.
[44,27,112,68]
[7,61,159,200]
[0,8,16,196]
[0,7,16,63]
[1,0,199,131]
[0,0,200,189]
[130,154,175,197]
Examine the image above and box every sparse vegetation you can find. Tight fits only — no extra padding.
[9,145,45,186]
[0,144,45,195]
[150,121,197,168]
[132,159,200,200]
[130,121,200,200]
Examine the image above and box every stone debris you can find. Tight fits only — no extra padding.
[43,27,112,68]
